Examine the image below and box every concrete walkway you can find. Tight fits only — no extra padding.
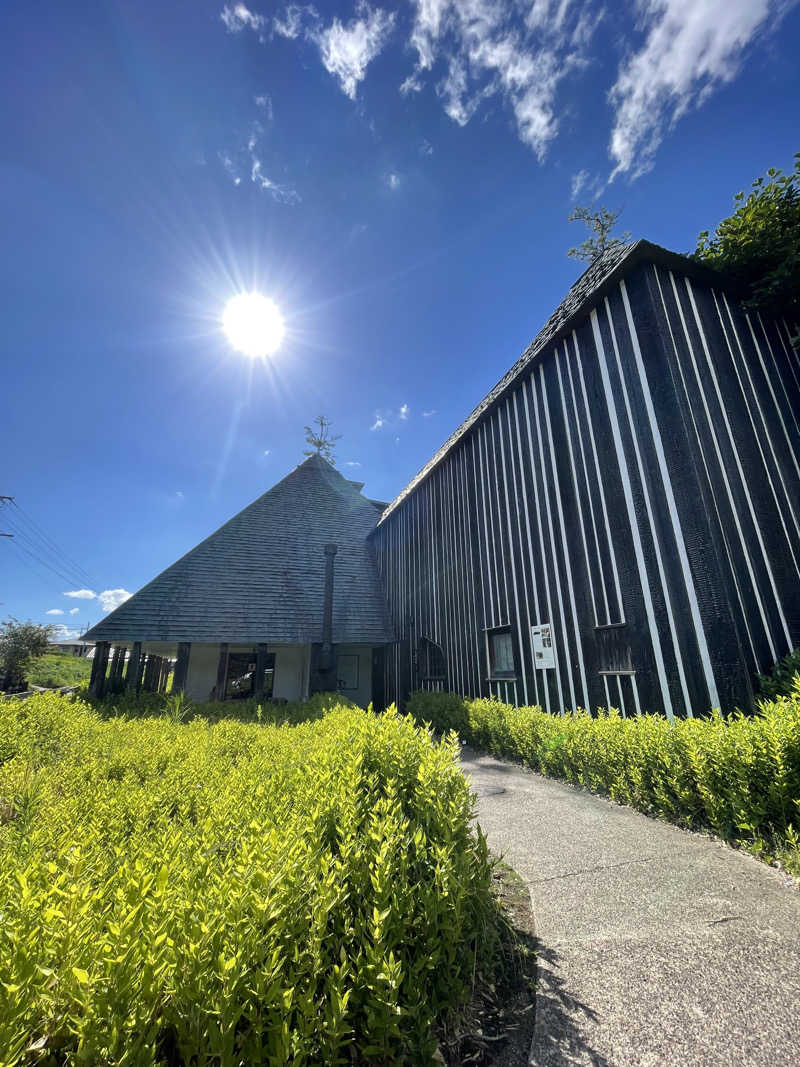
[460,746,800,1067]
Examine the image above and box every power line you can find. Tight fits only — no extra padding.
[1,511,91,590]
[12,501,97,587]
[0,498,97,590]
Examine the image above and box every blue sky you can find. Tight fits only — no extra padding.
[2,0,799,637]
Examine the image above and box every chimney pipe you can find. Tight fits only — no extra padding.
[321,543,337,669]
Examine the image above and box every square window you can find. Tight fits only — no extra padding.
[487,627,516,679]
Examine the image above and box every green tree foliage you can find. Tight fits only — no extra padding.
[0,618,54,690]
[567,205,631,263]
[303,414,341,466]
[694,154,800,319]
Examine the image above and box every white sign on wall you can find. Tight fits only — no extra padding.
[531,623,556,669]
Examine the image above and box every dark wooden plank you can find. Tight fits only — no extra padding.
[172,642,191,694]
[89,641,109,698]
[214,643,229,701]
[125,642,141,691]
[253,643,268,700]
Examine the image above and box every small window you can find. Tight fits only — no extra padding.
[418,636,446,681]
[486,627,516,679]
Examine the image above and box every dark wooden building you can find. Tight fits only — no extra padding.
[370,241,800,718]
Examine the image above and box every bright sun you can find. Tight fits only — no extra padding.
[222,292,285,357]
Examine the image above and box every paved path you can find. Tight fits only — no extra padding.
[460,746,800,1067]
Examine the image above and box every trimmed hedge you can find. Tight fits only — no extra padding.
[407,686,800,875]
[0,693,499,1065]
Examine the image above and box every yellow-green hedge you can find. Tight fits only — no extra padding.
[407,687,800,869]
[0,693,497,1065]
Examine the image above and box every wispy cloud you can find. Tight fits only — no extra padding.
[399,403,409,420]
[221,3,266,37]
[571,168,589,199]
[387,172,401,190]
[419,138,434,155]
[345,460,362,467]
[264,448,272,456]
[220,127,300,203]
[401,0,602,160]
[273,4,309,39]
[609,0,787,180]
[311,3,395,100]
[422,408,437,417]
[64,589,96,600]
[46,608,64,616]
[251,158,301,203]
[69,607,80,615]
[50,624,82,641]
[394,435,401,445]
[370,414,385,431]
[254,93,274,119]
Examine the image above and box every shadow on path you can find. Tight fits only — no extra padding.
[532,943,610,1067]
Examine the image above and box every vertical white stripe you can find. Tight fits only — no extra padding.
[462,446,482,695]
[591,306,675,720]
[508,395,540,708]
[497,402,529,705]
[631,675,642,717]
[476,430,495,624]
[748,315,800,483]
[686,279,791,652]
[565,338,611,623]
[654,267,759,671]
[541,363,590,710]
[616,675,626,718]
[471,435,491,691]
[512,390,543,709]
[602,674,611,713]
[556,345,599,626]
[532,369,575,713]
[573,331,626,623]
[607,291,692,717]
[759,313,800,444]
[717,295,800,579]
[621,279,718,711]
[522,378,557,713]
[669,272,776,662]
[489,415,511,626]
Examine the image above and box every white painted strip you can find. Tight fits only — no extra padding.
[653,268,759,671]
[512,391,543,708]
[748,315,800,484]
[608,291,692,717]
[476,429,496,624]
[573,331,626,623]
[489,414,511,628]
[591,306,675,720]
[521,377,556,713]
[621,278,719,711]
[471,435,491,689]
[565,338,610,624]
[507,395,540,708]
[462,445,483,695]
[541,363,590,710]
[497,401,529,706]
[759,313,800,444]
[717,294,800,580]
[532,369,575,713]
[616,675,626,718]
[686,278,791,652]
[556,345,599,626]
[603,674,611,713]
[630,674,642,716]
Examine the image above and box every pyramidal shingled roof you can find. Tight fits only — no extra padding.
[82,454,394,646]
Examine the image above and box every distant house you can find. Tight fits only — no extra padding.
[82,455,393,705]
[47,639,94,657]
[84,241,800,716]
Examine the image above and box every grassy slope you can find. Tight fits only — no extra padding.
[25,652,93,688]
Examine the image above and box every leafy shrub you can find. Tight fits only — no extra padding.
[25,653,93,689]
[407,690,469,735]
[0,693,499,1065]
[757,647,800,701]
[407,689,800,876]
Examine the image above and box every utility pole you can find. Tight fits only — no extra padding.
[0,495,13,539]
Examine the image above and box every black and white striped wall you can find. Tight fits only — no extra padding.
[370,251,800,718]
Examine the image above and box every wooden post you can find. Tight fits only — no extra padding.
[135,652,146,691]
[159,658,169,693]
[253,643,268,701]
[109,646,124,685]
[89,641,110,698]
[125,642,141,691]
[215,643,229,701]
[173,642,191,694]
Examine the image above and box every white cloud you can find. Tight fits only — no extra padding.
[394,435,401,444]
[219,151,242,186]
[311,3,395,100]
[345,460,362,467]
[273,4,309,39]
[570,168,589,199]
[64,589,96,599]
[402,0,601,159]
[264,448,271,456]
[98,589,133,613]
[387,172,401,189]
[609,0,786,179]
[399,403,409,419]
[50,624,82,642]
[250,158,301,202]
[423,408,437,417]
[419,138,434,155]
[221,3,265,36]
[370,414,385,431]
[46,608,64,616]
[254,93,274,120]
[69,608,80,615]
